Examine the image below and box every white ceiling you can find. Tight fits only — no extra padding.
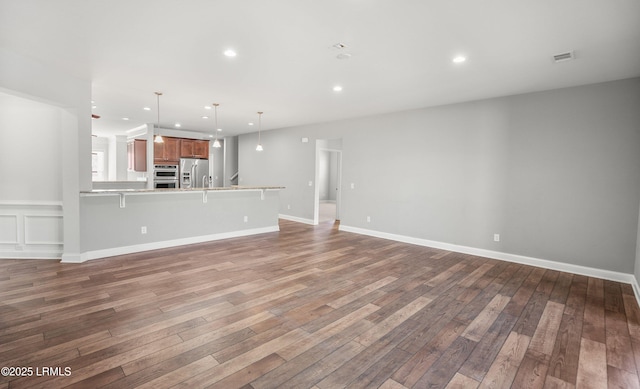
[1,0,639,137]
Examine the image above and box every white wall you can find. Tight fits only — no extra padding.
[0,47,91,261]
[0,93,63,202]
[92,136,109,181]
[0,93,65,258]
[108,135,128,181]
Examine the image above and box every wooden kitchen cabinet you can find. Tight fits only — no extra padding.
[194,140,209,158]
[154,136,180,163]
[180,139,193,157]
[181,139,209,159]
[127,139,147,171]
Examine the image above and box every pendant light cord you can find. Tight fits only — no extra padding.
[255,111,264,151]
[155,92,162,129]
[258,111,263,143]
[214,103,219,140]
[153,92,164,143]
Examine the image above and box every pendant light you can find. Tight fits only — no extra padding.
[153,92,164,143]
[212,103,221,148]
[256,111,264,151]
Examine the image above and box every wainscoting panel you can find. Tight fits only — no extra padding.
[24,215,63,245]
[0,202,63,259]
[0,215,18,244]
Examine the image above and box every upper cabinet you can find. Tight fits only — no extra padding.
[154,136,180,164]
[181,139,209,159]
[153,137,208,163]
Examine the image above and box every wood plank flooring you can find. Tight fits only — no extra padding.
[1,219,640,388]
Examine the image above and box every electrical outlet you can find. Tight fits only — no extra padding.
[350,183,355,189]
[141,226,147,234]
[366,216,371,223]
[244,216,248,223]
[287,204,291,210]
[493,233,500,242]
[308,181,313,187]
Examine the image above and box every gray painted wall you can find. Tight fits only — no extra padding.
[319,150,339,201]
[80,190,280,253]
[224,136,239,186]
[239,78,640,274]
[210,140,225,187]
[636,205,640,282]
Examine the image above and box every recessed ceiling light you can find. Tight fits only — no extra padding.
[204,106,212,110]
[452,55,467,63]
[248,122,254,126]
[92,105,97,109]
[202,116,209,119]
[224,49,237,57]
[143,107,151,111]
[217,128,222,132]
[333,85,343,92]
[122,117,130,121]
[175,123,181,128]
[209,134,214,138]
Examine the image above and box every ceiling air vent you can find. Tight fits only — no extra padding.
[553,51,575,63]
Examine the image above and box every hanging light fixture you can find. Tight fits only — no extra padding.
[212,103,221,148]
[153,92,164,143]
[256,111,264,151]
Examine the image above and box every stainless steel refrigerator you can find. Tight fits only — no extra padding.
[180,158,210,188]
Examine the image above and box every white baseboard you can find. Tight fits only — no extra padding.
[632,278,640,306]
[0,251,62,260]
[339,224,640,300]
[60,252,83,263]
[279,214,316,225]
[66,225,280,263]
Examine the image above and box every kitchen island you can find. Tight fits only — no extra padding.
[72,186,283,262]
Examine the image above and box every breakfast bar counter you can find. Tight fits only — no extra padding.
[72,186,284,263]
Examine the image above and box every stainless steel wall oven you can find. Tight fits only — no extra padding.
[154,164,179,189]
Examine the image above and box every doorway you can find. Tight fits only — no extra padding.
[314,140,342,224]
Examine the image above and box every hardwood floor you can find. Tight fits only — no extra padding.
[1,219,640,388]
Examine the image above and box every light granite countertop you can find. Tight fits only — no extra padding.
[81,185,284,195]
